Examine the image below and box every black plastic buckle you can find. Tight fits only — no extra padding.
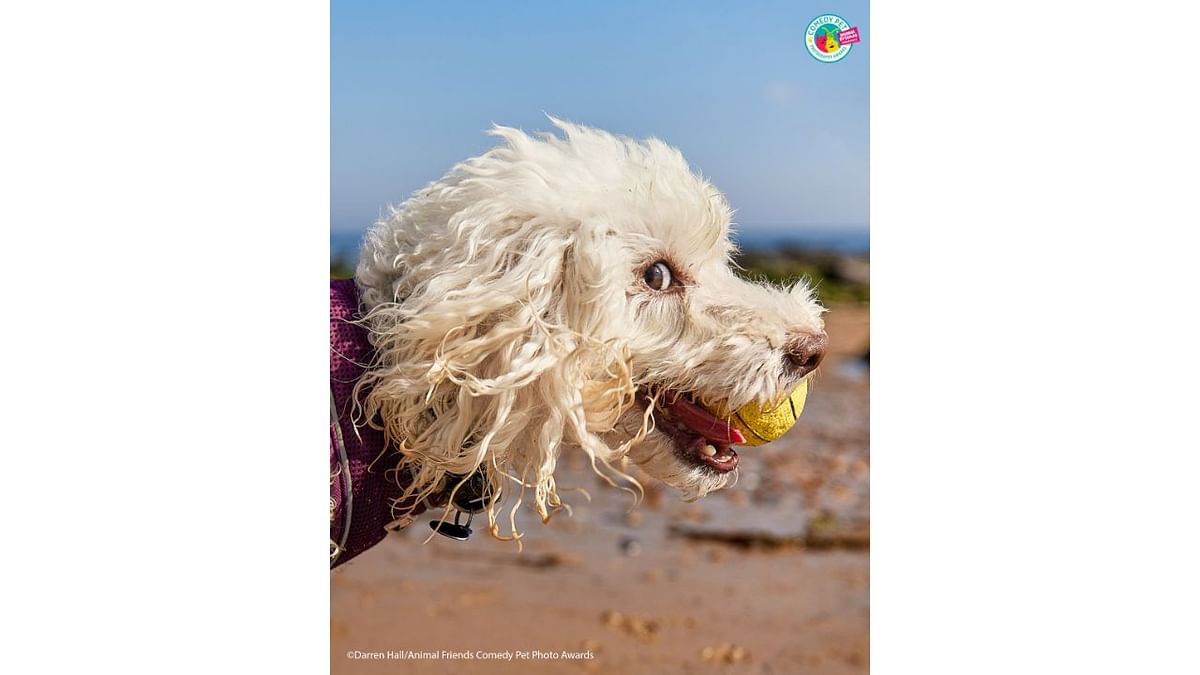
[429,469,492,541]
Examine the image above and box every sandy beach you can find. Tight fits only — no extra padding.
[332,303,869,674]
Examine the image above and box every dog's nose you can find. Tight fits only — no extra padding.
[784,332,827,379]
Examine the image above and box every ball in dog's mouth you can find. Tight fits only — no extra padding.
[640,392,747,473]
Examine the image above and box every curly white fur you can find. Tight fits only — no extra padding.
[354,117,825,541]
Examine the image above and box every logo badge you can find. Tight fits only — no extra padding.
[805,14,859,63]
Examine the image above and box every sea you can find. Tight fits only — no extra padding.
[331,226,868,262]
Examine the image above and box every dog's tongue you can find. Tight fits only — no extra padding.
[667,396,747,445]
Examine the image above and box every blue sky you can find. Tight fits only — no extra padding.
[332,1,868,240]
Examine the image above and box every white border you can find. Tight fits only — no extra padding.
[873,1,1200,672]
[3,1,329,673]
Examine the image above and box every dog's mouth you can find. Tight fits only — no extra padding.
[637,391,745,474]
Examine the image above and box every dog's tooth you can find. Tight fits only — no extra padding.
[702,444,717,457]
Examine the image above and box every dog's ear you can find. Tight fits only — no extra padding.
[356,215,637,532]
[559,229,637,434]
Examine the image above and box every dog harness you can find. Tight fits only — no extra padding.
[329,279,426,568]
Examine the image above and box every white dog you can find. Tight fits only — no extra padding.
[344,117,826,548]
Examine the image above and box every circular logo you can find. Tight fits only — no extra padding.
[805,14,853,63]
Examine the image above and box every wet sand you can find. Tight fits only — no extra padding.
[332,303,869,674]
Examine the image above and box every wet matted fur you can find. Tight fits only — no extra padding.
[353,117,825,544]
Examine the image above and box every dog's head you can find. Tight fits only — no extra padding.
[355,118,825,537]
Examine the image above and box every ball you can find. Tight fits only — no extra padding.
[705,381,808,447]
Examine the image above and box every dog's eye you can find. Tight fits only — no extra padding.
[643,261,673,291]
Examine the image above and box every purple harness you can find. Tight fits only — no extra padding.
[329,279,426,568]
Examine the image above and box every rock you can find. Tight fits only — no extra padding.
[701,643,752,664]
[601,610,661,643]
[669,496,808,549]
[619,536,642,557]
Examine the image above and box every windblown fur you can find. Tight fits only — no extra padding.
[354,117,825,542]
